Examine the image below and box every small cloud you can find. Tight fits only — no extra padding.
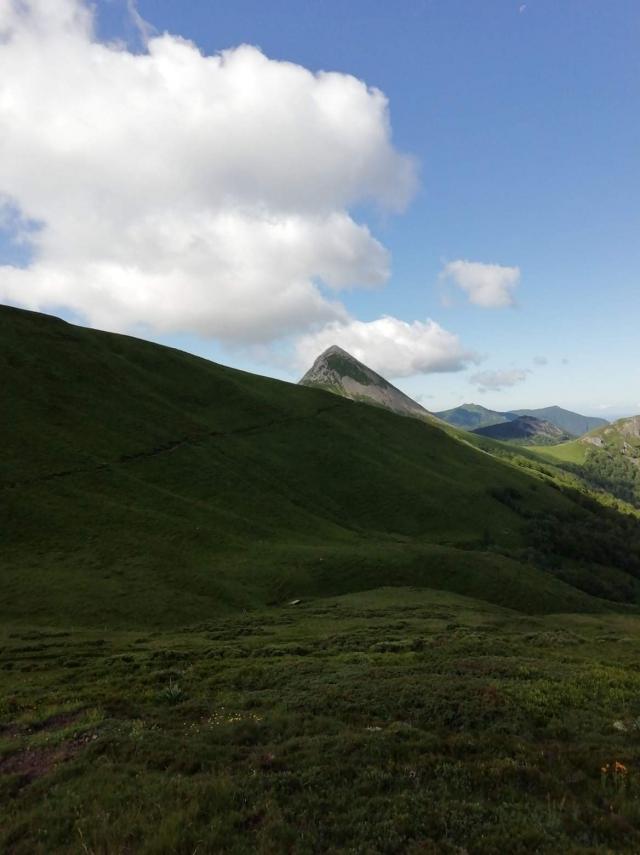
[440,260,520,309]
[470,368,529,393]
[561,357,570,365]
[519,4,527,12]
[533,355,547,366]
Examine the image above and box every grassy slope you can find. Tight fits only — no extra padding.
[532,439,588,464]
[3,587,640,854]
[533,420,640,509]
[1,305,623,626]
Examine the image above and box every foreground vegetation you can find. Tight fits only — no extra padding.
[3,587,640,854]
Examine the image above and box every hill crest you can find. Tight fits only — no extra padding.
[473,414,570,445]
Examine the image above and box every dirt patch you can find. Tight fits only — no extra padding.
[0,723,21,739]
[0,733,94,784]
[31,708,86,733]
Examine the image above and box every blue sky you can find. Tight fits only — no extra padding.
[1,0,639,418]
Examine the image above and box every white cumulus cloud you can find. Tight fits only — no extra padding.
[441,260,520,308]
[296,317,479,378]
[0,0,417,343]
[470,369,529,392]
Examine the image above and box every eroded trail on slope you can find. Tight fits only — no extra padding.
[2,402,345,489]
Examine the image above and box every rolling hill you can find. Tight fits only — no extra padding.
[473,414,571,446]
[3,305,640,628]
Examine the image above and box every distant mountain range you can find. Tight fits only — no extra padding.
[472,415,571,446]
[434,403,512,431]
[298,345,430,419]
[435,403,607,439]
[512,407,608,437]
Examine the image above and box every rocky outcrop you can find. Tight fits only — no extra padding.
[299,345,429,419]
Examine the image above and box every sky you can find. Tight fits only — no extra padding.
[1,0,639,418]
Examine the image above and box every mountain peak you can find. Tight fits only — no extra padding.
[319,344,352,358]
[299,346,429,419]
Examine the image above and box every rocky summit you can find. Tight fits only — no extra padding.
[298,344,429,418]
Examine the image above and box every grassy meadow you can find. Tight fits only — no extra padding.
[3,588,640,853]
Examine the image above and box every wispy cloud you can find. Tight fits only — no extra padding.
[125,0,157,46]
[470,369,529,392]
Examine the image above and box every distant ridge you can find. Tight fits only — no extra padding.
[434,403,515,431]
[298,345,429,419]
[437,403,607,438]
[512,406,607,437]
[473,415,570,446]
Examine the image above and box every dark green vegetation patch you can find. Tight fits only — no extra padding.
[3,589,640,854]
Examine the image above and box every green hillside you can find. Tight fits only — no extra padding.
[4,305,640,627]
[534,439,589,465]
[536,417,640,507]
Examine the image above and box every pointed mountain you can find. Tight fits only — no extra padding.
[299,345,429,418]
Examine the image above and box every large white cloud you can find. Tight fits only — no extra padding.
[441,260,520,308]
[0,0,417,342]
[296,317,479,378]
